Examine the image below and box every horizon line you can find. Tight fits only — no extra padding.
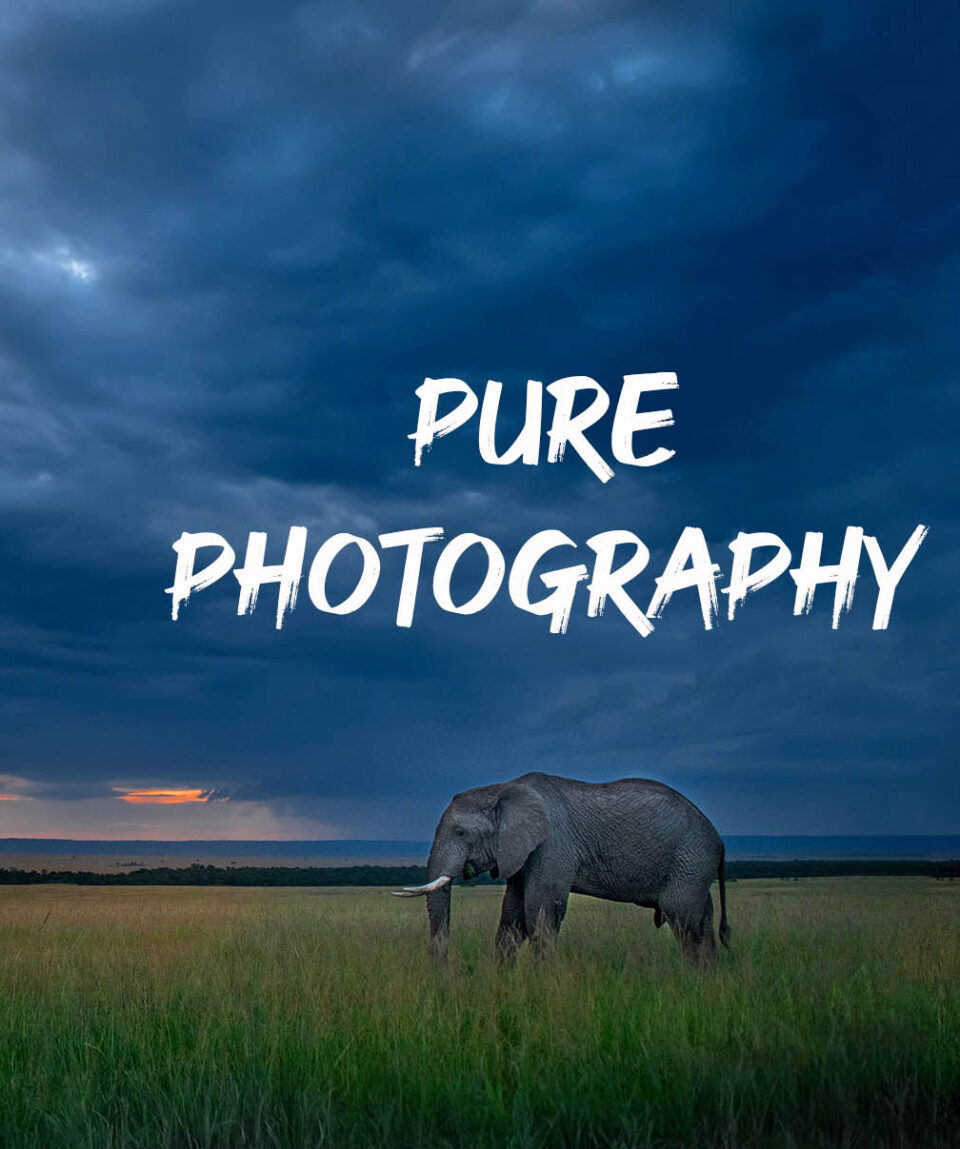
[0,833,957,844]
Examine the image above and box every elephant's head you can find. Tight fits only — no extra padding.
[394,780,549,954]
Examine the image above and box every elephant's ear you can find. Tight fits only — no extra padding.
[494,784,549,879]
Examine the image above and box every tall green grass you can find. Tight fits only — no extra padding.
[0,879,957,1147]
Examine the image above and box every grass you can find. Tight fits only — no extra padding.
[0,878,957,1147]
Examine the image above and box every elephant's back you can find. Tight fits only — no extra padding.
[558,775,723,901]
[537,773,720,834]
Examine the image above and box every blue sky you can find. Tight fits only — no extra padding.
[0,0,956,839]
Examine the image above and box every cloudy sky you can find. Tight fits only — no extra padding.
[0,0,955,840]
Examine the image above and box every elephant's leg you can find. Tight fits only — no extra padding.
[495,876,527,960]
[524,884,569,957]
[695,892,717,963]
[662,886,717,966]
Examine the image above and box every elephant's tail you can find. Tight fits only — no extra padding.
[718,846,731,948]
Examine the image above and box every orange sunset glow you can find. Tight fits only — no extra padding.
[114,788,222,805]
[0,794,19,801]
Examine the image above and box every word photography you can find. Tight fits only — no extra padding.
[167,523,928,637]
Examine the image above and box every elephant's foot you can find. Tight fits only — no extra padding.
[681,935,718,968]
[495,926,525,962]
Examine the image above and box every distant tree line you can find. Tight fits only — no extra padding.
[0,859,957,886]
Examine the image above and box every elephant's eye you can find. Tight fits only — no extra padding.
[454,826,466,838]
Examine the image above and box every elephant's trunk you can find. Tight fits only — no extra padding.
[425,840,456,957]
[392,827,463,957]
[426,882,452,957]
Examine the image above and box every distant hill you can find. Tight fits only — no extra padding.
[1,835,959,859]
[0,858,957,886]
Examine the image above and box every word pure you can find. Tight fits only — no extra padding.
[166,525,927,636]
[410,373,678,482]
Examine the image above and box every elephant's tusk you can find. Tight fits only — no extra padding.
[392,875,453,897]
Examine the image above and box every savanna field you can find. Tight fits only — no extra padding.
[0,879,957,1148]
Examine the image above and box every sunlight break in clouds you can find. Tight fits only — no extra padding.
[114,787,226,805]
[0,795,340,840]
[0,794,20,801]
[33,244,97,282]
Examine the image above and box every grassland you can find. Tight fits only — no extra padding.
[0,878,957,1148]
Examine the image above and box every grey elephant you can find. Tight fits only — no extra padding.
[395,771,730,964]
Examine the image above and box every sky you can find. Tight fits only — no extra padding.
[0,0,956,840]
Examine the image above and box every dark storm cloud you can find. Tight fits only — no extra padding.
[0,0,955,835]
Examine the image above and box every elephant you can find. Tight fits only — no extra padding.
[395,771,730,965]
